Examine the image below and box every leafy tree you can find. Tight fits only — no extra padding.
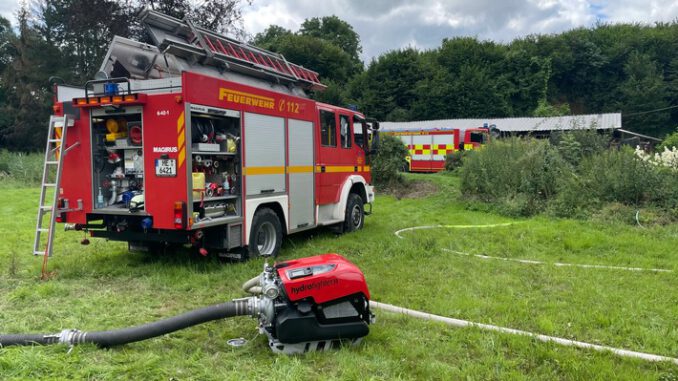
[350,48,428,121]
[36,0,132,81]
[275,34,354,85]
[300,16,363,75]
[135,0,251,37]
[0,16,13,74]
[0,5,53,150]
[251,25,293,50]
[251,17,362,103]
[533,100,571,117]
[618,52,671,136]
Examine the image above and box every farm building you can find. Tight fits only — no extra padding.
[380,113,622,138]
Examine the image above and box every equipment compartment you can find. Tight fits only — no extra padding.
[188,105,242,226]
[91,106,145,213]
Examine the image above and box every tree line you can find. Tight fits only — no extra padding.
[256,19,678,140]
[1,1,677,151]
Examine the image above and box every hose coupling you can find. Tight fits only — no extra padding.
[57,329,86,345]
[232,297,258,318]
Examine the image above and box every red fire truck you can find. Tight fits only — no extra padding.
[38,10,379,259]
[383,128,489,172]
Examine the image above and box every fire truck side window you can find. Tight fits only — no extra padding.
[470,132,486,144]
[320,110,337,147]
[340,115,351,148]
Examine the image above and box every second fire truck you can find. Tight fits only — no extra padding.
[384,128,489,172]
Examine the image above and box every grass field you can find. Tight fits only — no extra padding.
[0,174,676,380]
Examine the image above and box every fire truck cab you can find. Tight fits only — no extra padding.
[49,10,378,259]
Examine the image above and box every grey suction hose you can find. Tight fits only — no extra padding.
[242,275,262,295]
[0,298,254,348]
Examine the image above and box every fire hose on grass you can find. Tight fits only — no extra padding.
[389,222,677,365]
[370,302,678,366]
[0,299,253,347]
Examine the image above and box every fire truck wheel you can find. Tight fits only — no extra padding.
[248,208,282,258]
[343,193,365,233]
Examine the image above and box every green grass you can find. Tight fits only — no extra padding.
[0,173,677,380]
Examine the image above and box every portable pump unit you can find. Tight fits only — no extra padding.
[0,254,373,354]
[246,254,373,353]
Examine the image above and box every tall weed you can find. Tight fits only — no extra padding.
[0,150,44,187]
[460,138,569,216]
[458,138,677,222]
[577,148,660,205]
[550,128,610,166]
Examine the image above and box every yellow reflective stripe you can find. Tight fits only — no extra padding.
[177,130,185,149]
[318,165,357,173]
[178,148,186,168]
[243,165,372,175]
[244,166,285,175]
[177,111,186,168]
[177,112,185,133]
[287,165,314,174]
[464,143,473,150]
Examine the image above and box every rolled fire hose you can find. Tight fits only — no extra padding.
[0,299,253,348]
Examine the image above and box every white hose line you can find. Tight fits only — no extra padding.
[371,301,678,366]
[394,223,515,239]
[394,224,671,273]
[443,249,673,273]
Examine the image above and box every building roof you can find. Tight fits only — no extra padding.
[380,113,622,133]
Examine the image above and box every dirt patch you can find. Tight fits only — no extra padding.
[382,180,439,200]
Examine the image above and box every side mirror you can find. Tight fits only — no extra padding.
[369,131,380,155]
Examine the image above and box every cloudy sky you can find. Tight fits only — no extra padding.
[3,0,678,61]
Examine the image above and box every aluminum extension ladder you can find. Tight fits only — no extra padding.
[139,8,326,90]
[33,115,81,258]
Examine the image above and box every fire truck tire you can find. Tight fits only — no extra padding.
[248,208,282,258]
[343,193,365,233]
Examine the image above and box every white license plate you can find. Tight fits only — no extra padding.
[155,158,176,177]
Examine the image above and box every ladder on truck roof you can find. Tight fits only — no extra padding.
[33,116,82,274]
[139,9,326,91]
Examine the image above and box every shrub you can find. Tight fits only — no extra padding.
[658,127,678,151]
[578,148,660,205]
[458,135,678,222]
[371,134,408,188]
[550,128,610,166]
[552,147,678,217]
[460,138,569,216]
